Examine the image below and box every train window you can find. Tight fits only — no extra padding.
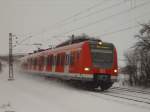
[70,54,73,65]
[91,49,113,68]
[65,54,70,65]
[65,55,67,65]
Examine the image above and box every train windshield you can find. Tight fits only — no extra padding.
[90,42,114,68]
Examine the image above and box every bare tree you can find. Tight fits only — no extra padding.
[123,51,138,86]
[134,23,150,86]
[122,22,150,87]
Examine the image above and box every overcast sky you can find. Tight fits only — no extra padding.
[0,0,150,66]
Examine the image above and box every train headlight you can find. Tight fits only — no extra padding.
[114,69,118,73]
[84,67,90,71]
[98,41,102,45]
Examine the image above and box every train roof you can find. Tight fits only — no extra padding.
[56,35,101,48]
[24,35,116,59]
[27,35,101,54]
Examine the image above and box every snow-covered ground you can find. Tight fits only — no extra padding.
[0,65,150,112]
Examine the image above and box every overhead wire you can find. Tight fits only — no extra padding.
[93,10,150,38]
[53,0,109,25]
[59,0,125,26]
[54,0,150,37]
[14,0,150,52]
[14,0,119,48]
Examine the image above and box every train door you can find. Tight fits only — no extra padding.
[52,54,56,73]
[64,52,70,73]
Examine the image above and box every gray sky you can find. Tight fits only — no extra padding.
[0,0,150,66]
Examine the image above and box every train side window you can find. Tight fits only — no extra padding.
[65,54,67,65]
[70,54,73,65]
[65,54,69,65]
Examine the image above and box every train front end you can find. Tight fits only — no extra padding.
[82,40,118,90]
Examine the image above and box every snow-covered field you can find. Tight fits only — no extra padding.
[0,66,150,112]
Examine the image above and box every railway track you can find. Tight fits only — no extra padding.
[41,76,150,105]
[102,92,150,105]
[110,87,150,95]
[98,87,150,105]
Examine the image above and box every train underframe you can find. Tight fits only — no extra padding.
[75,74,114,91]
[45,73,114,91]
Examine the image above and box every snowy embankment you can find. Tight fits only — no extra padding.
[0,65,150,112]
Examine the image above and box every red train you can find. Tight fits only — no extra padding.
[21,37,118,90]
